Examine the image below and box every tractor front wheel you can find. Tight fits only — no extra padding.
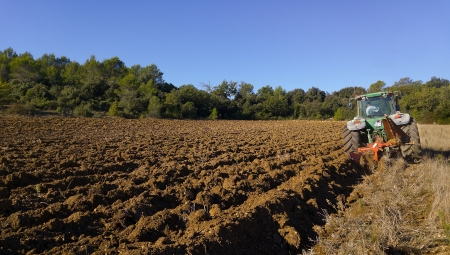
[400,118,422,162]
[343,126,361,153]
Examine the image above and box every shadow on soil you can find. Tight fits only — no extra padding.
[422,148,450,159]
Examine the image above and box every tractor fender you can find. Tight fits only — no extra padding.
[389,113,411,126]
[346,118,366,131]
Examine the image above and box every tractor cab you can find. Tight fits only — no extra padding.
[356,92,396,118]
[352,92,405,144]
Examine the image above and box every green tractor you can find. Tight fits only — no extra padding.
[343,91,421,165]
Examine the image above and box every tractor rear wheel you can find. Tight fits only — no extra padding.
[343,126,361,153]
[400,118,422,162]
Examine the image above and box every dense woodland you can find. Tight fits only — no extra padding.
[0,48,449,123]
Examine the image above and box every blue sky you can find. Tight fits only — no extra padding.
[1,1,449,93]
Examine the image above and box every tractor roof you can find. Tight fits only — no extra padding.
[355,91,392,100]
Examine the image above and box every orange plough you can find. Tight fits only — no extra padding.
[353,116,410,164]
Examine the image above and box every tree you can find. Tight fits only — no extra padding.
[181,101,197,118]
[305,87,325,102]
[0,47,18,82]
[79,55,106,100]
[147,95,162,118]
[388,77,423,96]
[102,56,127,79]
[57,86,81,115]
[287,88,306,119]
[196,89,212,118]
[265,86,289,118]
[257,85,273,101]
[9,52,41,84]
[115,73,142,116]
[234,82,256,119]
[434,86,450,124]
[212,80,237,99]
[36,53,70,87]
[138,79,158,100]
[333,86,366,99]
[209,107,218,119]
[320,94,339,119]
[163,91,180,118]
[21,83,50,110]
[334,107,345,120]
[237,82,254,98]
[287,88,306,105]
[176,84,212,118]
[130,64,165,87]
[157,82,176,93]
[208,80,237,118]
[102,57,127,102]
[425,76,449,88]
[240,100,256,119]
[303,101,322,119]
[74,102,93,117]
[177,85,200,104]
[61,61,80,86]
[0,81,14,105]
[368,80,386,93]
[107,101,120,117]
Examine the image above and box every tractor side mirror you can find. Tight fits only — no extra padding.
[395,94,401,111]
[348,102,353,108]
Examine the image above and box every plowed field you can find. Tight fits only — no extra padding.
[0,117,367,255]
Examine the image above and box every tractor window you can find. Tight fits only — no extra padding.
[378,95,395,115]
[363,100,382,117]
[361,96,395,117]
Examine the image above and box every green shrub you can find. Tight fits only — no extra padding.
[74,103,93,117]
[209,107,218,120]
[147,96,161,118]
[334,107,345,120]
[107,101,120,117]
[181,101,197,119]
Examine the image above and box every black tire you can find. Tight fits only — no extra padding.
[343,126,361,153]
[400,118,422,161]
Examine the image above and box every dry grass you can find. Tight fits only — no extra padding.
[308,124,450,255]
[419,124,450,159]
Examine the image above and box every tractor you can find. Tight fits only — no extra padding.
[343,91,421,165]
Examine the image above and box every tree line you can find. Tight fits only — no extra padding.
[0,48,449,123]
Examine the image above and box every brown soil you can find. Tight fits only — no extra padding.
[0,117,367,255]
